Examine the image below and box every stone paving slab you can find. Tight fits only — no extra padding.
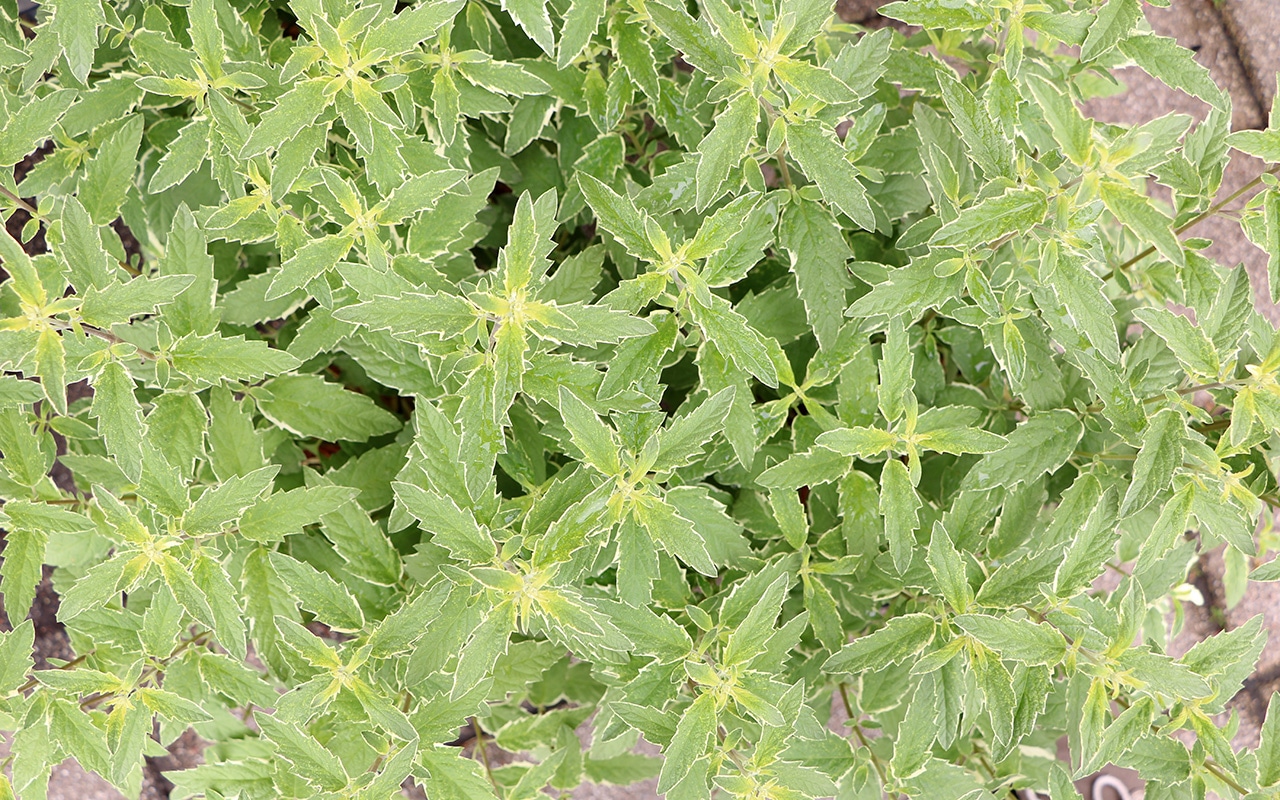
[1081,0,1277,316]
[1185,546,1280,750]
[1220,0,1280,114]
[1078,0,1262,131]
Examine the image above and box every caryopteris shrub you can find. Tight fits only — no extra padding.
[2,0,1280,796]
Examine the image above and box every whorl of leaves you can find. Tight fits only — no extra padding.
[1,0,1280,797]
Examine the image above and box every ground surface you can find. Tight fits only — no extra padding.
[11,1,1280,798]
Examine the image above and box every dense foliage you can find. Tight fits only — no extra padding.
[2,0,1280,797]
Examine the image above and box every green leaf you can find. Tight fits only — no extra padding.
[931,186,1047,247]
[206,388,267,481]
[771,485,809,546]
[971,645,1016,746]
[150,117,212,193]
[644,0,735,78]
[268,551,365,632]
[1079,0,1140,61]
[137,687,214,724]
[1045,245,1120,362]
[335,292,478,339]
[927,521,972,611]
[239,485,358,543]
[1026,76,1093,166]
[363,0,464,56]
[89,361,145,482]
[252,374,401,441]
[578,174,658,261]
[78,115,144,225]
[1259,692,1280,787]
[55,195,113,291]
[0,89,78,167]
[48,0,105,82]
[501,0,553,55]
[547,303,657,346]
[1053,489,1120,597]
[695,92,759,211]
[633,491,717,576]
[34,328,67,417]
[366,581,452,658]
[240,78,333,157]
[49,699,110,776]
[558,387,623,475]
[757,447,851,489]
[1132,307,1219,377]
[815,426,897,458]
[879,0,989,30]
[652,387,736,472]
[969,410,1083,490]
[1139,482,1194,559]
[161,205,219,337]
[266,235,354,300]
[394,482,495,563]
[584,754,662,785]
[938,76,1015,181]
[1267,189,1280,306]
[722,574,789,666]
[183,466,279,534]
[1119,408,1184,518]
[558,0,605,67]
[1119,34,1227,110]
[824,613,935,674]
[1229,130,1280,163]
[917,425,1006,455]
[452,602,514,699]
[778,196,853,351]
[170,333,302,387]
[954,614,1065,665]
[419,744,497,800]
[890,677,941,780]
[657,691,717,794]
[691,293,781,387]
[1081,696,1153,775]
[803,573,844,653]
[880,458,920,574]
[786,118,875,230]
[191,553,248,660]
[273,614,342,670]
[80,275,195,328]
[257,715,349,791]
[160,555,217,628]
[878,315,914,423]
[0,378,43,409]
[0,621,33,694]
[0,528,46,624]
[1100,181,1185,267]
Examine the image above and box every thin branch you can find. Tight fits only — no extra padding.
[0,184,45,222]
[1102,164,1280,281]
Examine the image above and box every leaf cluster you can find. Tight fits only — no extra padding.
[1,0,1280,797]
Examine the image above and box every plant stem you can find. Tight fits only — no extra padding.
[14,652,93,694]
[0,184,44,221]
[1103,164,1280,281]
[1074,451,1137,461]
[838,683,890,789]
[1203,758,1250,796]
[775,146,794,189]
[1192,417,1230,433]
[470,717,500,792]
[81,630,211,710]
[51,320,158,361]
